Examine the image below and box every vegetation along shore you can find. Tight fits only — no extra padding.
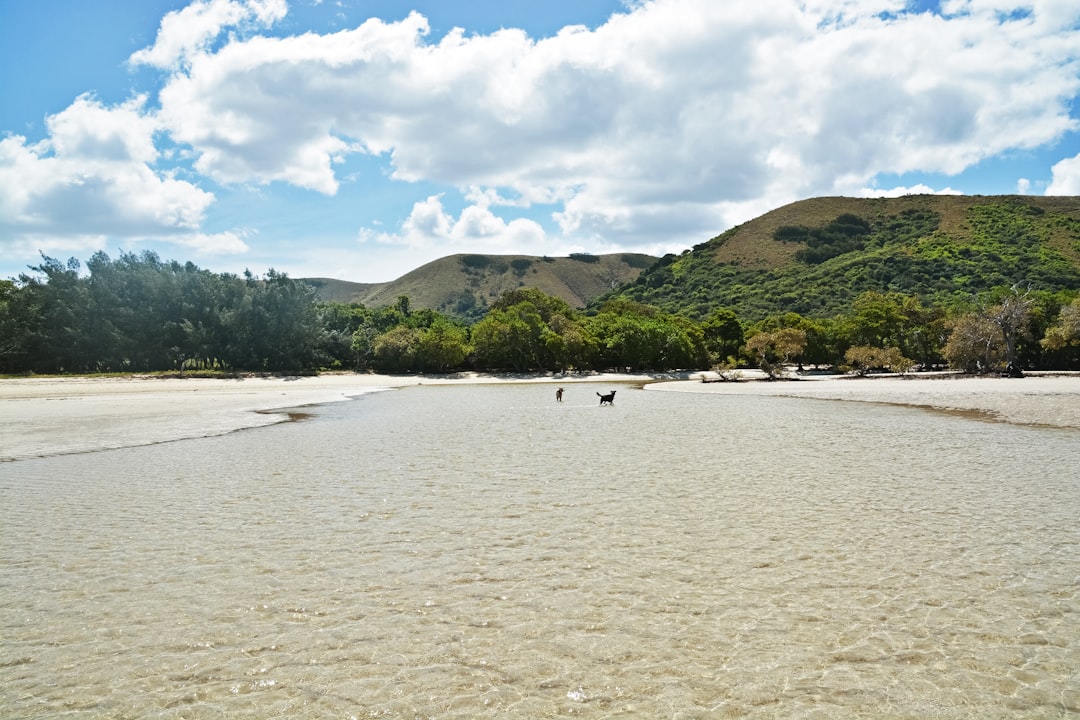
[2,196,1078,378]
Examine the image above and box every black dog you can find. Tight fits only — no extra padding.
[597,390,616,405]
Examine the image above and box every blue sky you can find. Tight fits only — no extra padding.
[2,0,1078,284]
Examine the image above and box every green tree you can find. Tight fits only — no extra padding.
[491,288,573,320]
[471,304,548,371]
[587,302,700,371]
[471,289,591,372]
[0,279,26,372]
[17,255,92,373]
[318,302,370,369]
[174,263,236,371]
[831,292,947,369]
[700,307,744,364]
[546,313,596,371]
[219,269,325,371]
[1041,296,1080,351]
[416,318,470,372]
[844,291,908,348]
[898,297,947,370]
[372,326,423,372]
[83,251,195,371]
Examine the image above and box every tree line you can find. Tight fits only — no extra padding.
[1,251,1078,377]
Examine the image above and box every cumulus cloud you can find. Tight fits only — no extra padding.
[857,184,965,198]
[1046,152,1080,195]
[362,195,550,254]
[179,230,252,254]
[5,0,1078,273]
[141,0,1078,254]
[0,95,246,261]
[129,0,287,70]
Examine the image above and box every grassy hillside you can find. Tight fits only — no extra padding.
[602,195,1080,320]
[301,278,381,303]
[304,252,656,319]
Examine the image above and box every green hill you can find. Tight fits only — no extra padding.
[601,195,1080,320]
[304,252,656,320]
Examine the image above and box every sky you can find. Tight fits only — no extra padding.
[2,0,1079,284]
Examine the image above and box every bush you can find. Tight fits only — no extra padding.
[461,255,490,269]
[844,345,915,376]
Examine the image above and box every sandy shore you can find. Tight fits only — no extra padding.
[650,370,1080,430]
[2,370,1077,461]
[0,372,649,461]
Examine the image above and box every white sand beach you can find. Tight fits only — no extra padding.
[0,371,647,461]
[651,370,1080,430]
[2,370,1077,461]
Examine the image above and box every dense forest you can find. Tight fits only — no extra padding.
[1,249,1078,377]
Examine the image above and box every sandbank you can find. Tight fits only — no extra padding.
[2,370,1077,462]
[649,370,1080,431]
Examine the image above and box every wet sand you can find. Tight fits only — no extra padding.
[0,372,646,461]
[2,371,1077,462]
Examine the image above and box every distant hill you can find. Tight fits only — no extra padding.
[304,252,656,319]
[600,195,1080,321]
[300,278,382,303]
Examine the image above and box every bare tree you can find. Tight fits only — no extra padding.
[943,313,1001,373]
[988,286,1032,373]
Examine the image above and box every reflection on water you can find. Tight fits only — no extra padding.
[2,383,1078,718]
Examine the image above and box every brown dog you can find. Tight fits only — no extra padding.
[556,387,564,402]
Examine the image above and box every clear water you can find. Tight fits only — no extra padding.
[2,383,1078,718]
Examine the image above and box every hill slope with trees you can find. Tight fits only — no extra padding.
[601,195,1080,321]
[304,252,656,321]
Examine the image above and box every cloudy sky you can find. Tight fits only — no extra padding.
[2,0,1078,283]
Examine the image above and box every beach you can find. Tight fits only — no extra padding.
[652,370,1080,431]
[3,371,1078,717]
[1,370,1078,462]
[0,371,648,461]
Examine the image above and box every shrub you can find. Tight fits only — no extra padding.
[844,345,914,375]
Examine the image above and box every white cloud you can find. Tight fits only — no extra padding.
[178,230,251,255]
[8,0,1075,278]
[360,194,575,262]
[46,94,160,163]
[353,191,714,281]
[0,94,244,263]
[129,0,287,70]
[4,233,110,268]
[1046,152,1080,195]
[143,0,1079,255]
[857,184,965,198]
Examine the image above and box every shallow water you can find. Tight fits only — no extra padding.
[2,383,1078,718]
